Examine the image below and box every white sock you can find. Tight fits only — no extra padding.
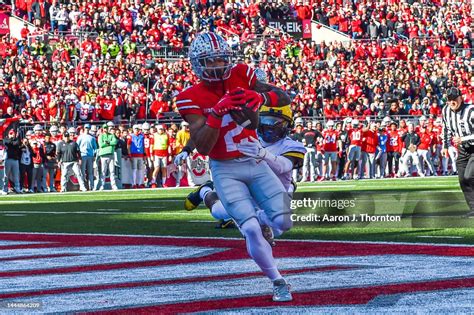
[240,218,282,281]
[210,201,231,220]
[199,186,212,200]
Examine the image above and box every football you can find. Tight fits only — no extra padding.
[230,105,259,130]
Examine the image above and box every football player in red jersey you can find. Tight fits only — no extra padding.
[387,121,403,177]
[343,119,362,180]
[321,120,339,180]
[417,125,436,176]
[176,32,293,302]
[141,123,155,187]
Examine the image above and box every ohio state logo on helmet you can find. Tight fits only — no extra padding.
[189,32,233,82]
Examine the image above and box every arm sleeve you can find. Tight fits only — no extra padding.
[263,150,294,175]
[109,135,118,146]
[98,134,107,148]
[175,93,203,118]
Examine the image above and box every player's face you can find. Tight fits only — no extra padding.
[201,56,229,81]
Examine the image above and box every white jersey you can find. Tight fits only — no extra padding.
[264,137,306,191]
[76,103,94,121]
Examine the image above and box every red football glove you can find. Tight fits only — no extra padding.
[229,88,265,112]
[212,93,246,117]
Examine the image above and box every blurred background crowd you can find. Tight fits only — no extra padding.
[0,0,471,192]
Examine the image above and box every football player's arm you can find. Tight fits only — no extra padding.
[253,79,291,107]
[282,151,305,170]
[184,114,219,156]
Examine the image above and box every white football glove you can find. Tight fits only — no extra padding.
[237,136,267,159]
[173,151,189,166]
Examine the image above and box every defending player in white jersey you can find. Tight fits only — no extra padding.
[180,104,305,242]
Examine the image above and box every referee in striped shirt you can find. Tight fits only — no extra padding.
[442,87,474,215]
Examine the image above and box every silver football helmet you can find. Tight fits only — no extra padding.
[189,32,233,82]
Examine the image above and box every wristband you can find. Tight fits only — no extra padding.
[264,91,279,107]
[206,113,222,129]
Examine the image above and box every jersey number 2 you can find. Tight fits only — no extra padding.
[222,115,243,152]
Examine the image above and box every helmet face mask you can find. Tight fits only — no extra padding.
[198,55,232,81]
[257,116,290,143]
[189,32,233,82]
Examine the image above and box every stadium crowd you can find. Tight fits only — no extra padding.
[0,0,471,193]
[0,114,460,194]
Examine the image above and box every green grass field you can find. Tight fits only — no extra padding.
[0,176,472,244]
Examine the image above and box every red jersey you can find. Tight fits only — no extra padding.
[176,64,257,160]
[418,132,434,150]
[143,134,154,157]
[362,130,378,153]
[99,98,116,120]
[323,129,339,152]
[387,130,402,152]
[348,128,363,146]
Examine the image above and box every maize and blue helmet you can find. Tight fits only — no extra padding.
[257,105,293,144]
[189,32,233,82]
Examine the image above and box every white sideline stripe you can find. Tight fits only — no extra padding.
[417,236,464,239]
[0,211,210,216]
[2,255,473,313]
[0,232,472,247]
[0,241,51,246]
[3,214,26,217]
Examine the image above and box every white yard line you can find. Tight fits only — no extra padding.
[0,231,471,247]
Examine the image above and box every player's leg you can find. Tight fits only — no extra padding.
[60,162,71,192]
[330,153,337,179]
[322,153,329,180]
[302,150,310,182]
[247,161,292,233]
[137,158,144,186]
[359,151,368,179]
[368,153,375,179]
[425,151,436,175]
[152,156,160,186]
[131,157,137,187]
[160,157,167,185]
[344,146,354,179]
[209,159,290,296]
[380,152,387,178]
[413,151,424,177]
[72,162,87,191]
[309,150,317,181]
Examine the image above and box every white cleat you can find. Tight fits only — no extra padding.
[273,278,292,302]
